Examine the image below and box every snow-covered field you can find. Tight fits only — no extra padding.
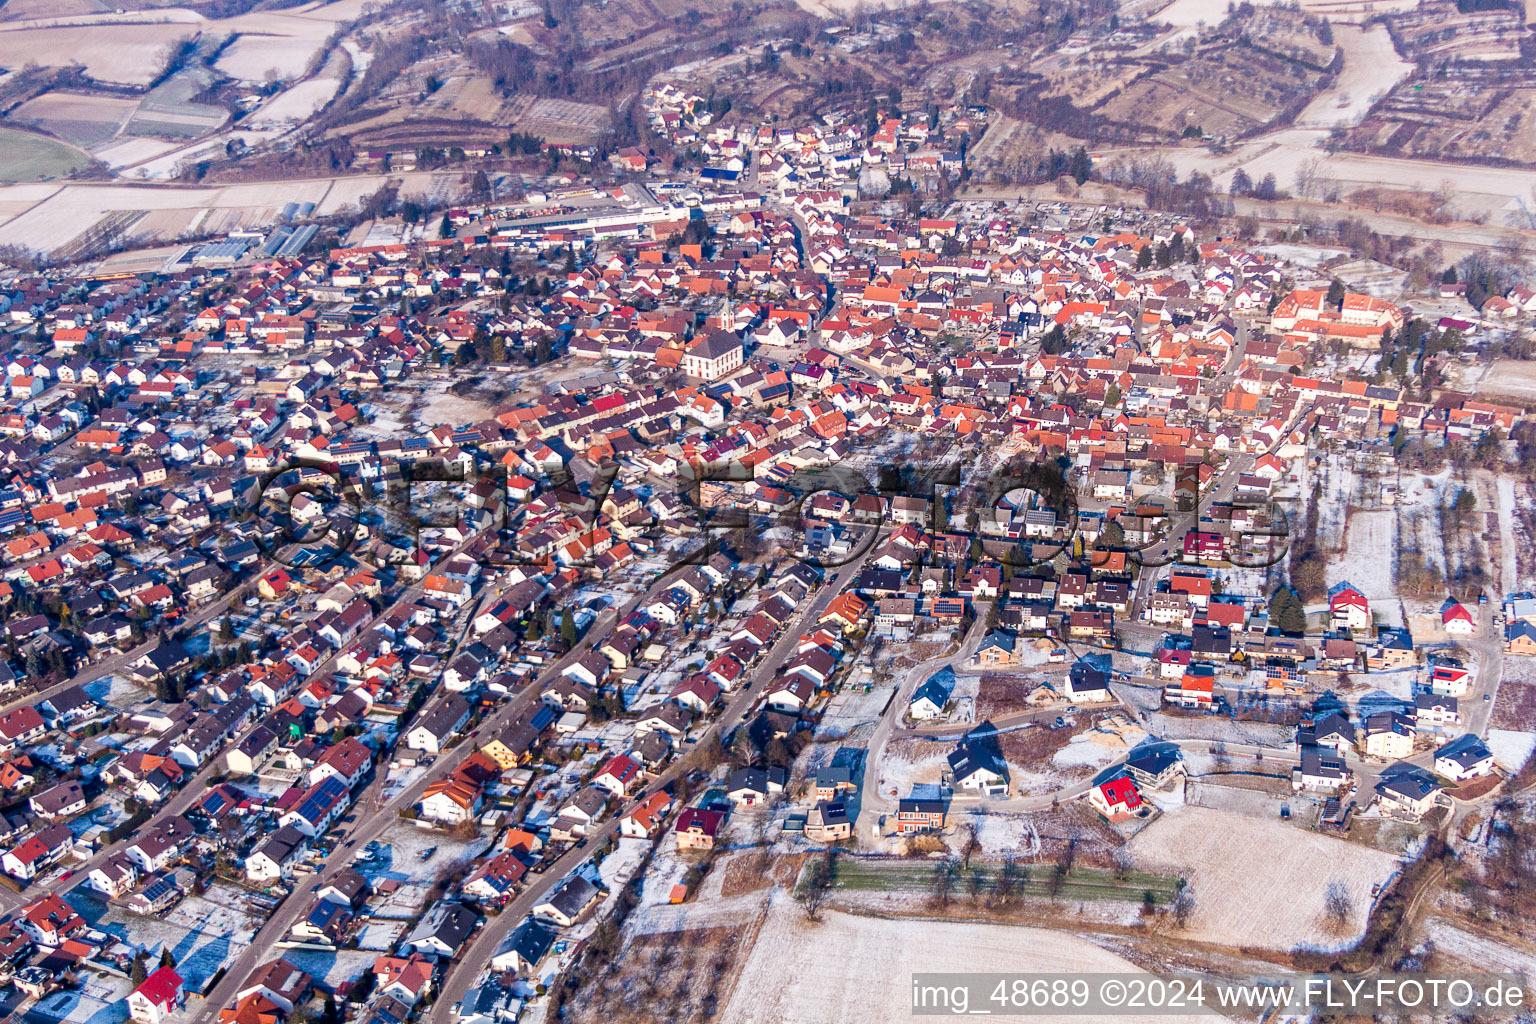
[720,901,1214,1024]
[1330,509,1396,603]
[1426,918,1536,976]
[1127,806,1400,949]
[1293,25,1413,130]
[1486,730,1536,773]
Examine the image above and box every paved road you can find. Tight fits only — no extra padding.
[426,545,875,1024]
[180,543,720,1024]
[854,613,993,837]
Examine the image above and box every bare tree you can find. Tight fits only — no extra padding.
[1171,880,1196,929]
[794,851,836,921]
[1211,740,1231,773]
[959,813,982,869]
[994,856,1025,907]
[1112,846,1134,880]
[1324,880,1353,930]
[929,857,959,908]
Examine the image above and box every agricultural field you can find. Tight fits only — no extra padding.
[1477,360,1536,402]
[719,903,1210,1024]
[126,69,228,138]
[7,91,140,150]
[0,0,375,86]
[1126,806,1402,949]
[0,126,90,181]
[515,97,613,146]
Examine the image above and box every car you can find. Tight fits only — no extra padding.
[59,870,73,880]
[1485,693,1492,701]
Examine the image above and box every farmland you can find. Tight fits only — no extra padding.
[1125,807,1402,949]
[0,127,90,181]
[720,903,1211,1024]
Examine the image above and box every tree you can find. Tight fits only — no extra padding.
[560,607,578,646]
[1255,173,1278,201]
[1069,146,1091,186]
[1211,741,1231,774]
[959,815,982,869]
[1324,880,1352,929]
[995,856,1025,907]
[929,857,958,907]
[130,952,148,986]
[795,851,835,920]
[1269,585,1307,635]
[1171,880,1196,928]
[1230,168,1253,197]
[159,948,176,969]
[1326,278,1346,309]
[1136,244,1153,269]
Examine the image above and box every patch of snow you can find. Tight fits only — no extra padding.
[1486,729,1536,773]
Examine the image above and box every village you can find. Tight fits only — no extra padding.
[0,67,1530,1020]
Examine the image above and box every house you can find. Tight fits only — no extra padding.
[236,959,312,1014]
[805,800,851,842]
[19,892,86,948]
[908,676,951,720]
[592,754,642,797]
[1123,747,1185,790]
[129,967,184,1024]
[620,791,674,837]
[532,874,601,927]
[682,330,744,381]
[1066,663,1112,704]
[947,742,1008,795]
[316,868,370,909]
[1088,776,1142,821]
[462,852,529,902]
[245,825,308,883]
[420,778,482,825]
[1362,711,1415,760]
[1441,598,1476,636]
[490,917,558,974]
[1299,712,1356,753]
[1435,734,1495,781]
[895,792,947,833]
[88,854,140,897]
[675,807,726,850]
[373,954,435,1007]
[1374,768,1441,820]
[406,695,471,754]
[402,902,480,958]
[292,898,352,944]
[1414,692,1460,729]
[279,775,351,837]
[1328,582,1371,632]
[29,780,85,821]
[1292,748,1351,793]
[725,766,785,807]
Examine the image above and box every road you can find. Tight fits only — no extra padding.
[179,539,726,1024]
[426,543,876,1024]
[853,612,993,837]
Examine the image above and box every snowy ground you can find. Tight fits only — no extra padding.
[282,948,378,994]
[719,900,1212,1024]
[1426,918,1536,976]
[1126,806,1400,950]
[878,739,952,801]
[1486,730,1536,773]
[91,883,259,991]
[1329,509,1396,603]
[355,822,492,894]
